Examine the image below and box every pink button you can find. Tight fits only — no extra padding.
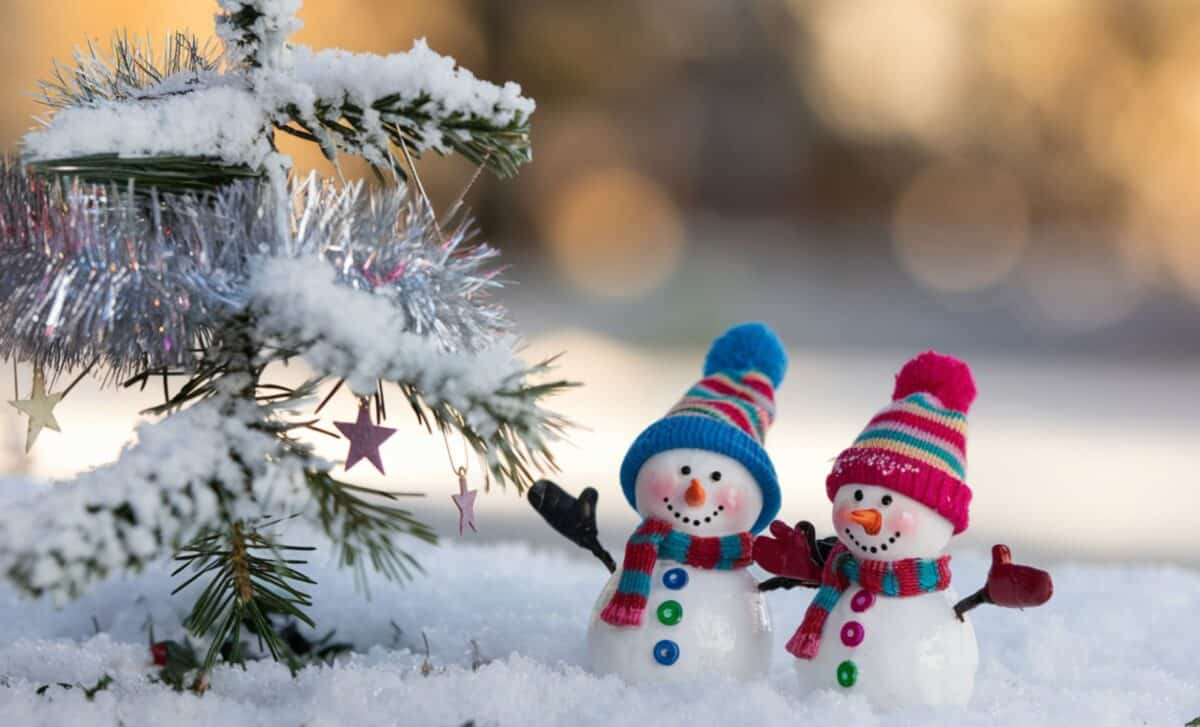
[850,590,875,612]
[840,620,865,647]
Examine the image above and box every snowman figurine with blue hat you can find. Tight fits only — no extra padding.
[528,323,789,682]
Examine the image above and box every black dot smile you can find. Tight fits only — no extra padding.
[845,526,900,554]
[665,500,724,529]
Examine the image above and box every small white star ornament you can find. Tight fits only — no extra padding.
[8,366,65,452]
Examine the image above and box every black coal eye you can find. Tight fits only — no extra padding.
[881,495,893,506]
[711,471,722,482]
[854,489,864,502]
[681,466,691,475]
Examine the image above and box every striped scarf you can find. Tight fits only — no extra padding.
[786,543,951,659]
[600,519,753,627]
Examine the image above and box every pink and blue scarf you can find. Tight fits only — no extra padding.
[787,542,951,658]
[600,519,753,627]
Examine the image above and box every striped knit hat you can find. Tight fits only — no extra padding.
[826,351,976,534]
[620,323,787,534]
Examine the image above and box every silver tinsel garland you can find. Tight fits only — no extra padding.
[0,160,507,380]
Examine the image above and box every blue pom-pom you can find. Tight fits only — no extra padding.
[703,322,787,387]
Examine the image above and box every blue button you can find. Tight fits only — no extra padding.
[662,568,688,590]
[653,639,680,666]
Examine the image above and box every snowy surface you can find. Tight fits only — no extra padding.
[1,533,1197,726]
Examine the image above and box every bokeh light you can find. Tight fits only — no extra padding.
[892,161,1029,294]
[541,166,684,299]
[797,0,966,145]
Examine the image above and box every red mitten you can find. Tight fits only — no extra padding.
[753,520,823,584]
[985,544,1053,609]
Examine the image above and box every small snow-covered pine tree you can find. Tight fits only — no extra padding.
[0,0,565,683]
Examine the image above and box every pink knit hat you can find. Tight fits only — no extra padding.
[825,351,976,534]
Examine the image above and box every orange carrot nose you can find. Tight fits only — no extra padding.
[848,509,883,535]
[685,478,707,507]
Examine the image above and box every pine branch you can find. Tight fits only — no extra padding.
[253,256,574,491]
[34,31,221,110]
[172,521,316,671]
[23,26,536,189]
[284,89,532,182]
[301,468,435,585]
[397,359,574,493]
[0,395,307,600]
[215,0,301,70]
[24,154,261,193]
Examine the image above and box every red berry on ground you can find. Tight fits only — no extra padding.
[150,642,168,666]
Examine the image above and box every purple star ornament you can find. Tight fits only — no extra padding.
[333,405,396,474]
[452,471,478,535]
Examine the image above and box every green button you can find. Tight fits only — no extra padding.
[656,600,682,626]
[836,659,857,688]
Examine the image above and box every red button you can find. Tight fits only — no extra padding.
[840,620,865,647]
[850,589,875,612]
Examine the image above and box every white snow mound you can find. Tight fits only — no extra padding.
[0,536,1197,726]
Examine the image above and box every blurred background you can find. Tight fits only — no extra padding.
[0,1,1197,568]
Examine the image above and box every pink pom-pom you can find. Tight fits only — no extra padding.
[892,350,977,413]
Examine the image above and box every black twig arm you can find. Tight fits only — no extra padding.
[953,587,992,621]
[527,480,616,573]
[758,575,813,592]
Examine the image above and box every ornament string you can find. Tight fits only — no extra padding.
[443,427,478,535]
[396,138,442,242]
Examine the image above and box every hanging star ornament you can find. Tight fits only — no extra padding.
[333,402,396,474]
[451,468,478,535]
[9,365,65,452]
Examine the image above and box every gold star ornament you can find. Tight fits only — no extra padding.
[9,365,65,452]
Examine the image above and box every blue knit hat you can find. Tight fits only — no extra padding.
[619,323,787,534]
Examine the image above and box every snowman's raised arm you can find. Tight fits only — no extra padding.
[754,520,836,591]
[953,544,1054,621]
[527,479,617,573]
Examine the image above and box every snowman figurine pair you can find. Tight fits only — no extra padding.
[528,323,1053,708]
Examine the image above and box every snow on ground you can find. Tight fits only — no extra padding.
[0,533,1197,726]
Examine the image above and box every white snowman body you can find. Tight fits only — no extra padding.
[586,448,773,682]
[588,563,771,681]
[796,483,979,706]
[796,587,977,706]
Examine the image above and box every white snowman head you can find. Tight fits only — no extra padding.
[618,323,787,535]
[824,351,978,559]
[633,448,764,536]
[832,484,953,560]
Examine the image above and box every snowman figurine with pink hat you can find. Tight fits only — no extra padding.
[529,323,789,682]
[753,351,1053,707]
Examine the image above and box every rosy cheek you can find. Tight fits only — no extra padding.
[717,488,743,513]
[646,474,677,501]
[887,510,918,535]
[832,506,854,529]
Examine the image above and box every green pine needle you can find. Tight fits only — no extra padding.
[172,522,317,672]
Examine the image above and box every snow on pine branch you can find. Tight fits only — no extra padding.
[216,0,303,70]
[290,41,535,131]
[0,397,309,601]
[23,5,536,185]
[279,40,535,173]
[252,256,569,488]
[22,85,272,168]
